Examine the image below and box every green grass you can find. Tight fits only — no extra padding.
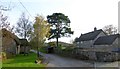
[2,53,46,68]
[0,61,2,68]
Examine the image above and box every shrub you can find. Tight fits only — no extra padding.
[39,46,48,53]
[1,52,7,60]
[48,42,56,47]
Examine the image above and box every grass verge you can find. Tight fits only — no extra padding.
[2,52,46,68]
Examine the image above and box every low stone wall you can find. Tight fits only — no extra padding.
[96,52,120,62]
[54,48,120,62]
[77,51,120,62]
[78,51,96,60]
[54,48,90,60]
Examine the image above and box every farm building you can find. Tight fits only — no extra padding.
[1,28,20,58]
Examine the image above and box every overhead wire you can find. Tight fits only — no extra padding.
[1,0,35,22]
[17,0,34,20]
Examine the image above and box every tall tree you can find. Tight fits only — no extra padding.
[15,12,32,56]
[47,13,74,47]
[33,15,50,58]
[0,11,14,32]
[15,12,32,40]
[0,5,14,32]
[103,24,118,35]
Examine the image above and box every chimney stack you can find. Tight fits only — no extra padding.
[94,27,97,31]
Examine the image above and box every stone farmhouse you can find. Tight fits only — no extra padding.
[75,28,120,61]
[76,27,106,48]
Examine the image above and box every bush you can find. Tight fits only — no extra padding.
[1,52,7,60]
[48,42,56,47]
[39,46,48,53]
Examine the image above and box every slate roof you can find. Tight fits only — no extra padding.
[19,39,29,46]
[74,38,79,42]
[112,48,120,52]
[76,29,104,41]
[94,34,119,45]
[1,28,20,45]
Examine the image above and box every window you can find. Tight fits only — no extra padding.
[81,41,83,44]
[77,42,79,44]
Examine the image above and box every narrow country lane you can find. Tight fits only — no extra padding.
[30,49,93,67]
[30,50,120,68]
[45,54,93,67]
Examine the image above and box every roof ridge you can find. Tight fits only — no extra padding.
[100,34,119,37]
[78,29,103,41]
[81,29,102,36]
[94,34,119,45]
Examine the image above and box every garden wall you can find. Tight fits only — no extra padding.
[54,48,120,62]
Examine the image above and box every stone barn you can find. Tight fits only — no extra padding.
[1,28,20,58]
[19,39,30,55]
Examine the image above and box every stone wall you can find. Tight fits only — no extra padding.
[54,48,93,60]
[54,48,120,62]
[96,52,120,62]
[77,50,120,62]
[2,37,18,58]
[20,46,30,54]
[79,40,93,48]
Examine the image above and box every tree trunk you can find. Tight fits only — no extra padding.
[56,37,58,47]
[56,23,59,47]
[37,29,39,58]
[23,45,25,56]
[24,31,27,56]
[37,46,39,58]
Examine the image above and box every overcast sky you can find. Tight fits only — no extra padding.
[1,0,120,43]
